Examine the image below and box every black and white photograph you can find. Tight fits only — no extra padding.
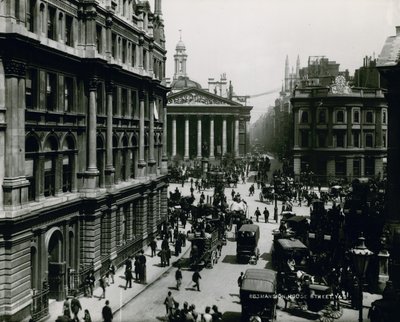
[0,0,400,321]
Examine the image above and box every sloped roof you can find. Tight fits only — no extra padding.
[377,34,400,67]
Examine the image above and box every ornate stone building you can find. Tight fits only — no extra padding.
[166,39,252,162]
[0,0,168,320]
[291,74,387,183]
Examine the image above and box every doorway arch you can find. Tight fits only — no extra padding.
[46,228,66,300]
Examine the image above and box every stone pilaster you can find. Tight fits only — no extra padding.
[293,156,301,180]
[161,101,168,173]
[160,186,168,223]
[346,156,354,181]
[184,116,190,160]
[138,90,146,177]
[148,96,156,174]
[80,211,102,271]
[197,115,202,159]
[234,117,239,158]
[172,115,177,157]
[147,192,157,237]
[209,117,215,160]
[222,117,227,156]
[137,193,148,242]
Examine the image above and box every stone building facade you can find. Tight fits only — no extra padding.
[0,0,168,320]
[166,39,252,163]
[291,76,387,183]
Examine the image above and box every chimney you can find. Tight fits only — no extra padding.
[396,26,400,36]
[155,0,162,16]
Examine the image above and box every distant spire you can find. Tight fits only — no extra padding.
[155,0,162,16]
[285,55,289,91]
[179,29,182,41]
[296,55,300,78]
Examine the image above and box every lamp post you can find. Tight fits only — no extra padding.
[349,234,374,322]
[273,175,278,223]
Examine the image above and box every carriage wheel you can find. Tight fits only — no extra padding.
[319,313,333,322]
[329,305,343,319]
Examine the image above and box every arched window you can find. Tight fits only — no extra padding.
[300,111,308,123]
[336,110,344,123]
[26,0,36,33]
[44,136,58,197]
[25,135,40,201]
[366,111,373,123]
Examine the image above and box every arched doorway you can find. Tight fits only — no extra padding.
[46,228,66,300]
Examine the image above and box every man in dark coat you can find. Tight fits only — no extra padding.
[263,207,269,223]
[70,293,82,321]
[102,300,113,322]
[192,270,201,291]
[125,268,133,289]
[150,239,157,257]
[139,250,147,283]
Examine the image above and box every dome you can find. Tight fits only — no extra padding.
[176,39,186,50]
[171,76,201,90]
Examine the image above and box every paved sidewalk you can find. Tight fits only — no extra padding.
[41,230,191,322]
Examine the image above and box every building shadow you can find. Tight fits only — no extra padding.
[222,255,240,264]
[221,311,241,322]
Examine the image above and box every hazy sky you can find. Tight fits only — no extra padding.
[160,0,400,122]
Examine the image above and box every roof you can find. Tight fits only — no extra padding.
[170,76,202,90]
[377,33,400,67]
[239,224,259,232]
[241,269,277,293]
[276,238,307,250]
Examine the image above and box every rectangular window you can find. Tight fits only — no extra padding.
[112,33,117,58]
[26,0,36,32]
[44,158,55,197]
[354,110,360,123]
[25,158,35,201]
[46,72,57,111]
[353,132,360,148]
[336,132,345,148]
[96,24,102,53]
[65,15,73,47]
[132,44,136,67]
[335,158,346,176]
[122,39,127,64]
[64,77,74,112]
[62,155,72,192]
[121,88,127,116]
[365,134,374,148]
[365,157,375,176]
[300,131,308,147]
[317,132,326,147]
[131,90,137,118]
[47,6,56,40]
[353,159,361,177]
[97,83,104,115]
[26,68,38,109]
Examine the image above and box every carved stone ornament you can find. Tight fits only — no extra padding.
[106,16,113,28]
[88,78,99,91]
[168,93,226,105]
[330,75,352,94]
[3,59,26,78]
[85,9,97,20]
[105,81,115,94]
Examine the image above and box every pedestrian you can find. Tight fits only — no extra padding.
[62,298,71,319]
[175,237,182,256]
[175,267,183,290]
[192,269,201,291]
[102,300,113,322]
[125,268,133,289]
[125,256,132,272]
[190,304,199,322]
[108,261,115,284]
[70,292,82,321]
[237,272,244,288]
[85,271,95,297]
[263,207,269,223]
[164,291,177,316]
[99,275,106,299]
[202,306,213,322]
[211,305,222,321]
[139,249,147,283]
[231,189,235,200]
[83,309,92,322]
[254,207,261,222]
[150,239,157,257]
[134,256,140,281]
[166,247,171,265]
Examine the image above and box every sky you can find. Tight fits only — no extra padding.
[159,0,400,123]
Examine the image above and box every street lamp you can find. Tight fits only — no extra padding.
[349,233,374,322]
[273,175,278,223]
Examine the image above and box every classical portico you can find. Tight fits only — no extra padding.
[167,88,251,162]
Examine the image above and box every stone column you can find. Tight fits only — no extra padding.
[222,117,227,156]
[234,117,239,158]
[326,158,335,181]
[293,156,301,181]
[161,101,168,174]
[172,116,177,157]
[148,96,156,174]
[105,16,113,59]
[84,78,99,190]
[293,110,299,147]
[209,117,215,160]
[138,91,146,177]
[184,116,190,161]
[105,82,115,187]
[197,116,202,159]
[71,152,78,193]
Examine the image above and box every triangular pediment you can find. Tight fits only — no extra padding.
[167,88,243,107]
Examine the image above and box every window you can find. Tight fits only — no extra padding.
[46,73,57,111]
[65,15,73,46]
[317,132,326,147]
[112,33,117,58]
[318,110,326,123]
[383,134,387,148]
[97,83,104,115]
[40,3,45,34]
[353,159,361,176]
[353,132,360,147]
[336,110,344,123]
[26,0,36,32]
[122,39,127,64]
[96,25,102,53]
[300,131,308,147]
[26,68,38,109]
[383,110,387,124]
[47,6,56,40]
[353,110,360,123]
[64,77,74,112]
[121,88,127,116]
[112,87,118,115]
[335,158,346,176]
[25,136,39,201]
[336,132,345,148]
[143,50,147,70]
[131,90,137,118]
[366,111,373,123]
[131,44,136,67]
[300,111,308,123]
[365,134,373,147]
[365,157,375,176]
